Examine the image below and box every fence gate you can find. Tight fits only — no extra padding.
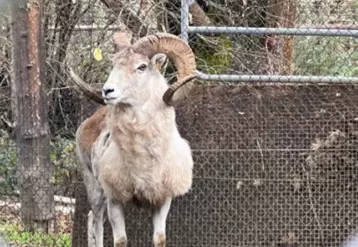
[168,0,358,246]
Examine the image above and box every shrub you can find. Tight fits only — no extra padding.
[0,223,72,247]
[0,136,77,198]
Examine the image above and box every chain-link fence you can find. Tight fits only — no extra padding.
[1,0,358,246]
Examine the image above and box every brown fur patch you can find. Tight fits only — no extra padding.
[78,106,108,154]
[131,194,167,209]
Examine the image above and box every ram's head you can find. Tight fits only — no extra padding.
[72,32,197,106]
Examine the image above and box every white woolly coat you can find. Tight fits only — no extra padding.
[91,96,193,208]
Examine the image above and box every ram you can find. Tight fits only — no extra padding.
[71,32,197,247]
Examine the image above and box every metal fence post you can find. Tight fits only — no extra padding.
[180,0,189,43]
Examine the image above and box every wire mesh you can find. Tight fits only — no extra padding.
[0,0,358,247]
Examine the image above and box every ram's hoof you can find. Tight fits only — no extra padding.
[153,232,166,247]
[114,236,127,247]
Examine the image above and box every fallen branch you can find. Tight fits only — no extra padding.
[54,195,76,205]
[0,200,75,215]
[14,190,76,205]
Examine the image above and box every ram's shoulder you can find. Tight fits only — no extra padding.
[76,106,109,154]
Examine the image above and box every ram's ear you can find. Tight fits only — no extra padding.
[150,53,168,72]
[113,32,132,52]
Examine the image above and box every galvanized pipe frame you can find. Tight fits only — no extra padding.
[196,72,358,83]
[181,0,358,83]
[188,26,358,37]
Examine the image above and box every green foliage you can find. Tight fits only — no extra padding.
[195,35,233,74]
[294,0,358,77]
[0,223,72,247]
[0,138,17,196]
[294,37,358,77]
[0,137,77,197]
[50,137,77,197]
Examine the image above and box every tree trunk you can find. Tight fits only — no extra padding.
[265,0,297,75]
[71,171,90,247]
[10,0,54,233]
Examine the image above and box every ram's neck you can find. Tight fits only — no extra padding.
[107,101,176,162]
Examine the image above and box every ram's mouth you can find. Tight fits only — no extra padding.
[103,97,117,101]
[103,97,120,105]
[102,91,122,104]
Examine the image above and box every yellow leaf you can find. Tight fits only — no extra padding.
[93,47,103,61]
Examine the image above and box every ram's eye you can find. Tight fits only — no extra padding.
[137,64,147,72]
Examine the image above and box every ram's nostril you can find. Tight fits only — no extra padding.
[103,88,115,96]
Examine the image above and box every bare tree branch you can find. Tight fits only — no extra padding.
[100,0,152,36]
[99,0,212,37]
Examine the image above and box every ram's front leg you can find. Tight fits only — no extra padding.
[88,202,105,247]
[108,199,127,247]
[153,198,172,247]
[81,159,106,247]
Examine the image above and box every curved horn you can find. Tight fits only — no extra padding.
[68,67,105,105]
[132,33,197,105]
[113,31,132,51]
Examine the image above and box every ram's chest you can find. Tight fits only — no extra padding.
[95,109,173,204]
[95,134,168,205]
[112,121,166,163]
